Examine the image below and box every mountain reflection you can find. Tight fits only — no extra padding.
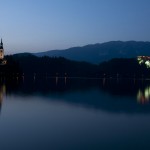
[2,78,150,113]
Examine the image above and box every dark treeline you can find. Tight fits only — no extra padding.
[1,54,150,79]
[0,55,21,78]
[8,54,98,78]
[98,58,149,78]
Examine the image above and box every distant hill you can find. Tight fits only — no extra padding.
[33,41,150,64]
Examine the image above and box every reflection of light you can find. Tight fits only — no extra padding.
[137,86,150,104]
[0,85,6,103]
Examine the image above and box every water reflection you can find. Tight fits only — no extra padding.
[137,86,150,104]
[1,78,150,114]
[0,84,6,113]
[1,79,150,150]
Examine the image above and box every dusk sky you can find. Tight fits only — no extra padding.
[1,0,150,54]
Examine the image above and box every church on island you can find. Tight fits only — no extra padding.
[0,39,6,65]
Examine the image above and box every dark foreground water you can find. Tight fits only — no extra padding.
[0,78,150,150]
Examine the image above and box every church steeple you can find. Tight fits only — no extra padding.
[0,38,4,60]
[0,38,3,49]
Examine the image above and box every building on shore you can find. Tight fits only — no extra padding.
[0,39,4,60]
[0,39,7,65]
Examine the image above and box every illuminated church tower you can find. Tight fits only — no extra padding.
[0,39,4,60]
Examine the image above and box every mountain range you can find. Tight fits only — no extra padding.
[33,41,150,64]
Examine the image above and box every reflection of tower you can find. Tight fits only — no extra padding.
[0,39,4,60]
[0,84,6,114]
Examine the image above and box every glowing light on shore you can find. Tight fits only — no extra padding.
[137,56,150,68]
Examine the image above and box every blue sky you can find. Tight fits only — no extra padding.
[1,0,150,54]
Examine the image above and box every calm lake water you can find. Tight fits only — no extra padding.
[0,78,150,150]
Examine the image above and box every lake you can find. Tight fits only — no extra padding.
[0,78,150,150]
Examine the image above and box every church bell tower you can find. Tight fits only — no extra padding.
[0,39,4,60]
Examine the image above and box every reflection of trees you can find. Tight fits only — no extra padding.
[137,87,150,104]
[4,79,150,113]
